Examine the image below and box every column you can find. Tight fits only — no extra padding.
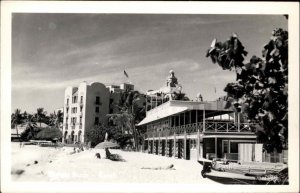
[148,139,150,153]
[173,131,176,158]
[165,135,168,157]
[159,127,161,155]
[197,126,200,160]
[183,112,187,159]
[237,113,240,132]
[203,110,206,132]
[152,137,154,154]
[215,137,217,159]
[184,127,187,159]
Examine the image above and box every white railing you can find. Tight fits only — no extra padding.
[145,122,256,138]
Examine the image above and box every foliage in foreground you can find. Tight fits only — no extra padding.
[108,90,146,151]
[84,124,134,148]
[206,28,288,153]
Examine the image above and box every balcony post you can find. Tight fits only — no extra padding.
[152,135,154,154]
[148,138,150,153]
[215,121,217,132]
[165,132,168,157]
[197,125,200,160]
[226,122,229,132]
[184,126,187,159]
[237,113,240,132]
[203,110,205,132]
[159,128,161,155]
[215,137,217,158]
[173,130,176,158]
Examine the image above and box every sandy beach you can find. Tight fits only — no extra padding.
[11,143,216,184]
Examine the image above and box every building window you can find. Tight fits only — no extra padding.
[73,96,77,103]
[72,107,77,114]
[95,117,99,125]
[96,96,100,105]
[95,106,100,113]
[110,98,113,104]
[80,106,83,112]
[80,96,83,104]
[67,98,69,105]
[80,117,82,125]
[71,117,76,125]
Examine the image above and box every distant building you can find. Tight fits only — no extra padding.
[62,82,134,144]
[138,70,257,161]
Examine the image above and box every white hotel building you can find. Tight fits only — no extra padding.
[62,81,133,144]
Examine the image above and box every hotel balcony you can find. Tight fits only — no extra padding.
[145,121,257,138]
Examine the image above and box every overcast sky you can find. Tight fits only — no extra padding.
[12,14,287,114]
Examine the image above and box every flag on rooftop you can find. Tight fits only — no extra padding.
[124,70,129,78]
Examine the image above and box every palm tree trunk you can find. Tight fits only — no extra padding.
[131,119,138,151]
[15,125,19,140]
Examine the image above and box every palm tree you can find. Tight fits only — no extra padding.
[11,109,24,140]
[116,90,146,151]
[35,108,46,130]
[55,110,63,130]
[108,112,133,134]
[49,110,64,129]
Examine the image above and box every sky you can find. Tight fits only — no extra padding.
[12,14,287,114]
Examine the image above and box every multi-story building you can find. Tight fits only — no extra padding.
[138,71,258,161]
[62,81,134,144]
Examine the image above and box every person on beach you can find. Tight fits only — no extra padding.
[69,147,76,155]
[141,164,175,170]
[105,148,112,159]
[95,153,101,159]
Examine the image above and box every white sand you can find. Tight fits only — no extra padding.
[11,143,216,184]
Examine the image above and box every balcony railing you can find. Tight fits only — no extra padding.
[145,122,256,138]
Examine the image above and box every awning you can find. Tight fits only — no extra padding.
[137,105,188,126]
